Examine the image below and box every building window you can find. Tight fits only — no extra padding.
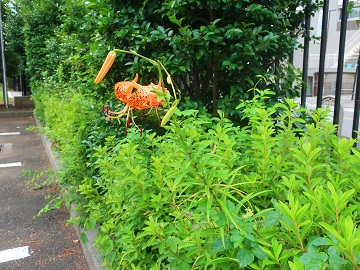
[349,6,360,19]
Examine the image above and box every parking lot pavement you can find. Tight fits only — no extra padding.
[0,116,88,270]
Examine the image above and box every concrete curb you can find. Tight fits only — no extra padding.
[0,110,33,117]
[34,116,105,270]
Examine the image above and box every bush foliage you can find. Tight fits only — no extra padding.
[88,93,360,269]
[34,87,360,269]
[6,1,360,270]
[5,0,319,116]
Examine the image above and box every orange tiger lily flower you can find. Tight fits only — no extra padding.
[94,51,116,84]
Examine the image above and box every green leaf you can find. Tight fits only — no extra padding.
[347,1,355,13]
[177,261,191,270]
[166,238,178,253]
[319,222,346,246]
[85,218,97,230]
[230,230,244,248]
[263,210,280,228]
[222,60,232,67]
[251,243,267,260]
[158,240,165,254]
[212,18,221,25]
[80,232,88,244]
[309,237,331,247]
[216,198,243,232]
[356,253,360,264]
[306,260,327,270]
[192,30,200,38]
[237,247,254,268]
[328,246,347,269]
[300,252,328,268]
[288,257,304,270]
[342,216,355,243]
[271,238,282,260]
[210,238,232,256]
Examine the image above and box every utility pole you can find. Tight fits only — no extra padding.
[0,0,8,108]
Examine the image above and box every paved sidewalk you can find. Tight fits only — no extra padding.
[296,94,356,109]
[0,116,88,269]
[296,95,359,138]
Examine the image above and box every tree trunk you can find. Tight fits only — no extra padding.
[191,67,201,99]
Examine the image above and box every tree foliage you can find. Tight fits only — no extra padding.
[13,2,360,270]
[1,0,25,78]
[3,0,319,117]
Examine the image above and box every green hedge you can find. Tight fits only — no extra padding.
[6,0,320,118]
[35,86,360,269]
[10,1,360,269]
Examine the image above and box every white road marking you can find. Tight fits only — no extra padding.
[0,132,20,136]
[0,246,31,263]
[0,162,22,168]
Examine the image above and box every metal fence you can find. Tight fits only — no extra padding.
[300,0,360,145]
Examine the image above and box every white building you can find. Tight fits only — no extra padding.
[293,0,360,96]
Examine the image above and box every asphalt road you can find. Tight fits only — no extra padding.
[0,116,88,270]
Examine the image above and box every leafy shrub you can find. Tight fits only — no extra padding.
[75,91,360,269]
[11,1,360,268]
[32,84,100,204]
[5,0,320,117]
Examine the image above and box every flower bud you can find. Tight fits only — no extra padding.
[94,51,116,84]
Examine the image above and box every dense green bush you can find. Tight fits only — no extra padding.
[74,92,360,269]
[80,0,320,117]
[28,72,360,269]
[8,1,360,269]
[4,0,319,117]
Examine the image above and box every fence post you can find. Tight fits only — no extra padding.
[316,0,330,108]
[352,52,360,146]
[301,6,311,107]
[334,0,349,126]
[0,0,8,108]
